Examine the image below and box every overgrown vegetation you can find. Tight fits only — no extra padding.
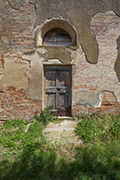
[0,110,120,180]
[74,112,120,180]
[74,112,120,143]
[34,105,54,126]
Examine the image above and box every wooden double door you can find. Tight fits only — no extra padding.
[44,65,72,116]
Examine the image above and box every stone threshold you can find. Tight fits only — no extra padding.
[54,116,73,120]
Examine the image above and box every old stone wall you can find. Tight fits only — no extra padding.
[0,0,120,120]
[0,0,42,120]
[72,11,120,114]
[0,87,42,121]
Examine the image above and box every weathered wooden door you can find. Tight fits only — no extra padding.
[44,66,72,116]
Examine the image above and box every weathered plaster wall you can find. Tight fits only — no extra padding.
[0,0,42,120]
[22,47,73,102]
[0,0,120,120]
[7,0,120,64]
[3,58,29,89]
[22,51,43,101]
[72,10,120,114]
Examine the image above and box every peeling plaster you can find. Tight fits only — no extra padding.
[22,47,73,100]
[73,82,120,108]
[3,58,29,89]
[7,0,120,107]
[22,51,43,101]
[7,0,120,65]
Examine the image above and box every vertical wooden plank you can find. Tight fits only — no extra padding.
[66,71,71,86]
[56,91,59,109]
[64,93,69,107]
[45,93,56,109]
[58,71,66,87]
[58,71,70,87]
[46,71,56,87]
[59,93,65,107]
[45,69,56,109]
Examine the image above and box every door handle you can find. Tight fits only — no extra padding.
[57,88,61,91]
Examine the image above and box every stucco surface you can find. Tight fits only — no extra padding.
[22,51,43,101]
[73,82,120,108]
[3,58,29,89]
[73,91,100,107]
[0,0,120,120]
[22,47,73,100]
[21,9,120,105]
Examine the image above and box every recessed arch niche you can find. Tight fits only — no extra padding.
[43,28,72,46]
[36,19,77,46]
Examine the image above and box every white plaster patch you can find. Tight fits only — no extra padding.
[94,93,102,107]
[37,48,48,54]
[43,59,63,65]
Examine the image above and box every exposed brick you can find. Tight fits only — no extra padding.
[0,1,120,120]
[0,87,42,120]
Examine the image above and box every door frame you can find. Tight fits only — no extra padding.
[43,65,72,116]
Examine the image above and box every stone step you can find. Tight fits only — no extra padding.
[56,116,73,121]
[43,120,82,144]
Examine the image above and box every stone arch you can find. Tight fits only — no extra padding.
[36,19,77,47]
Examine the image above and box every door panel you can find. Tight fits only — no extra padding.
[57,71,70,87]
[64,93,70,107]
[58,93,69,107]
[44,66,72,116]
[45,93,56,109]
[59,93,65,107]
[46,71,56,87]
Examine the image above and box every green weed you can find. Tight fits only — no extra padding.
[74,113,120,143]
[0,112,120,180]
[0,118,29,150]
[34,106,54,126]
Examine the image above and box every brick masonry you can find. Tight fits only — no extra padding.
[0,87,42,121]
[72,11,120,115]
[0,0,120,120]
